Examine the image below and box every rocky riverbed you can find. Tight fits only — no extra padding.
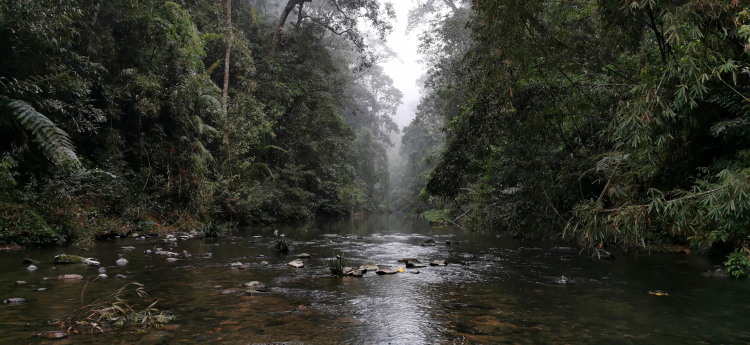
[1,214,749,344]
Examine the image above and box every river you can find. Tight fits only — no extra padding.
[1,214,749,344]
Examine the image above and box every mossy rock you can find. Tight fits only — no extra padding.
[54,254,84,264]
[22,258,40,264]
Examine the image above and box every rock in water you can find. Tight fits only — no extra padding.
[243,281,267,292]
[405,259,427,268]
[701,269,730,278]
[59,274,83,280]
[82,257,100,266]
[430,260,447,266]
[554,276,575,284]
[410,270,420,274]
[288,259,304,268]
[166,258,178,262]
[230,262,243,267]
[53,254,84,264]
[347,269,364,277]
[27,265,37,271]
[421,239,437,246]
[298,253,311,258]
[39,331,67,339]
[591,249,615,260]
[98,267,106,273]
[116,258,128,266]
[115,274,127,279]
[4,298,25,304]
[22,258,40,265]
[98,274,108,278]
[121,246,136,250]
[361,262,378,272]
[16,281,26,285]
[376,266,396,275]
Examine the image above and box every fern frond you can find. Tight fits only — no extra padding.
[2,99,80,167]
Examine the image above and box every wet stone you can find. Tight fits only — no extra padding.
[701,269,730,278]
[553,276,575,284]
[244,281,267,292]
[15,281,26,285]
[298,253,311,258]
[39,331,68,339]
[230,262,243,267]
[59,274,83,280]
[99,274,108,278]
[362,262,378,271]
[288,259,304,268]
[421,239,437,246]
[54,254,84,264]
[22,258,40,265]
[405,259,427,268]
[27,265,37,271]
[430,260,447,266]
[116,274,127,279]
[376,266,396,275]
[4,298,25,304]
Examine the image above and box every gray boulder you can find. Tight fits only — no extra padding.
[376,266,396,275]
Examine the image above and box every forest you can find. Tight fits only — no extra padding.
[3,0,750,274]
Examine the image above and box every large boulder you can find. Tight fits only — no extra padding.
[54,254,84,264]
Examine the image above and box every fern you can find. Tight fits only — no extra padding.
[1,99,80,167]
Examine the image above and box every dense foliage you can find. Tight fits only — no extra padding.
[0,0,399,244]
[395,0,750,271]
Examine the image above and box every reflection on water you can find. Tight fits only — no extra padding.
[1,214,749,344]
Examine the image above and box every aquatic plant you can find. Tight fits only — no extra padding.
[52,282,173,334]
[274,236,294,252]
[200,221,220,239]
[326,254,346,277]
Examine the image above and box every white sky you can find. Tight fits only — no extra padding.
[382,1,426,130]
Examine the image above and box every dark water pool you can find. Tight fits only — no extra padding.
[1,214,749,344]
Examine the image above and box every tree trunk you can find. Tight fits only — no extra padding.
[295,2,304,28]
[272,0,306,50]
[222,0,232,113]
[441,0,459,12]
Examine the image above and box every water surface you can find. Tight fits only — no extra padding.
[1,214,749,344]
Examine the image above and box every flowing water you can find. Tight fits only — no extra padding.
[1,214,749,344]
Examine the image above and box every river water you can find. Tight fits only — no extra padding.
[1,214,749,344]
